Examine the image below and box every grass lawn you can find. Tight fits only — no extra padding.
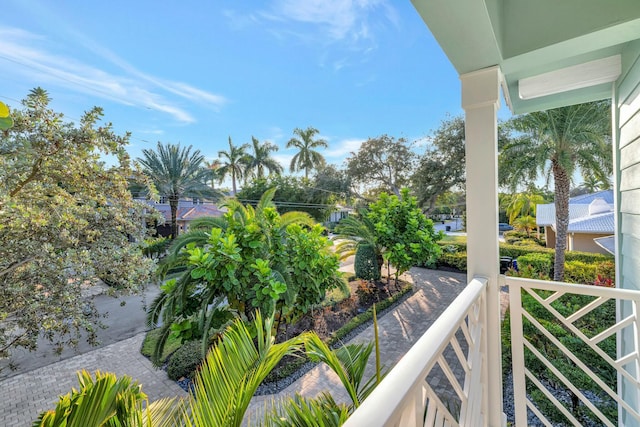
[439,234,467,243]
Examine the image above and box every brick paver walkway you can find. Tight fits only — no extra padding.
[0,268,468,426]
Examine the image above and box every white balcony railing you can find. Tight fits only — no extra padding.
[345,275,640,427]
[506,276,640,426]
[344,277,489,426]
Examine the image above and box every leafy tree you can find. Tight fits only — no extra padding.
[346,135,415,196]
[0,100,13,130]
[336,189,442,284]
[311,164,354,205]
[138,142,220,238]
[236,175,334,221]
[579,174,611,193]
[148,190,345,360]
[217,136,248,195]
[287,126,328,179]
[500,101,611,280]
[412,116,466,212]
[368,189,442,285]
[245,136,283,180]
[0,88,155,366]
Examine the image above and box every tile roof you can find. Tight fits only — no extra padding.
[594,236,616,255]
[569,190,613,204]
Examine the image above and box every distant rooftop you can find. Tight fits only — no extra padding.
[536,190,614,234]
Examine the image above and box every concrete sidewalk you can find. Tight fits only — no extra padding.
[0,268,467,426]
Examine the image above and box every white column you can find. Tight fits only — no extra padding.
[461,66,503,427]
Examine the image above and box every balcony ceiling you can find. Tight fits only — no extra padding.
[411,0,640,114]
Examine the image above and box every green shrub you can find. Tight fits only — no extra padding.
[516,253,552,276]
[596,261,616,284]
[564,261,597,284]
[141,329,182,363]
[354,243,380,281]
[167,340,203,380]
[438,251,467,272]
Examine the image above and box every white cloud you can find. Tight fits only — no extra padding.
[324,138,366,159]
[0,26,226,123]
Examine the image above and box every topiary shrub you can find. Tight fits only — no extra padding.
[354,243,380,281]
[438,251,468,272]
[167,340,203,380]
[564,260,597,285]
[516,253,552,276]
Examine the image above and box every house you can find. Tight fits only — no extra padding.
[344,2,640,426]
[138,198,225,237]
[536,190,614,254]
[328,205,354,223]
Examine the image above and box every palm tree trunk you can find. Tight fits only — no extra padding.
[169,196,179,239]
[552,159,570,281]
[231,170,237,195]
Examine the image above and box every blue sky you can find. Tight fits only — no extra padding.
[1,1,512,179]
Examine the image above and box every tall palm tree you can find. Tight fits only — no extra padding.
[204,159,222,189]
[244,136,283,180]
[217,137,248,195]
[500,101,611,280]
[287,126,328,179]
[138,142,219,239]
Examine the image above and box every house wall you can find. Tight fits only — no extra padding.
[614,39,640,426]
[544,226,556,248]
[570,233,611,254]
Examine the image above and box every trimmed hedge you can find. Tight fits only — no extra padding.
[435,241,613,276]
[354,243,381,281]
[167,340,203,380]
[564,260,597,285]
[516,253,552,276]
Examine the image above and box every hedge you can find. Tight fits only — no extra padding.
[516,253,552,277]
[435,241,613,277]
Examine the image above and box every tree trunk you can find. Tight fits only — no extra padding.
[169,196,179,239]
[231,169,237,195]
[552,160,570,281]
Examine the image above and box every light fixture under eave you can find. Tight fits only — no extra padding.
[518,55,621,100]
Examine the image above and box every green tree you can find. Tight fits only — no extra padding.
[504,191,546,224]
[368,189,442,285]
[236,175,334,221]
[0,88,155,367]
[287,126,328,179]
[204,159,222,189]
[346,135,415,197]
[217,136,248,195]
[245,136,283,180]
[412,116,466,213]
[500,101,611,281]
[138,142,219,239]
[148,189,344,360]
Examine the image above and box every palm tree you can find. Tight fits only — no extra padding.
[504,191,546,224]
[138,142,220,239]
[580,174,611,192]
[217,137,248,195]
[500,101,611,280]
[204,159,222,189]
[287,126,328,179]
[244,136,283,180]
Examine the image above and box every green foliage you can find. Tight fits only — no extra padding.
[287,126,328,179]
[138,142,221,238]
[346,135,416,195]
[563,261,597,285]
[267,393,350,427]
[366,189,443,283]
[149,189,345,362]
[217,136,248,195]
[33,370,179,427]
[438,251,468,272]
[516,253,553,276]
[141,329,182,363]
[0,88,156,366]
[244,136,283,180]
[595,261,615,284]
[354,243,380,281]
[166,340,204,380]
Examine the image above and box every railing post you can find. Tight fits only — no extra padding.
[461,66,503,426]
[508,280,528,426]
